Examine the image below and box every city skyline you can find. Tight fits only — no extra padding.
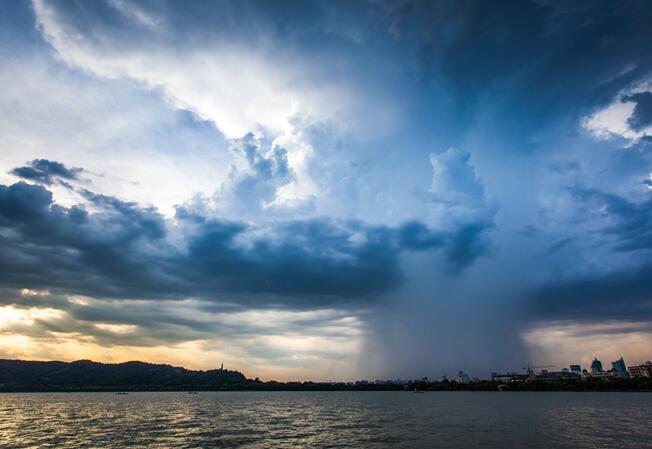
[1,0,652,381]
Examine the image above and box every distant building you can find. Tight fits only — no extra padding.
[457,370,470,384]
[611,357,629,378]
[628,361,652,378]
[582,358,612,379]
[491,372,528,383]
[534,369,580,382]
[374,379,404,385]
[585,371,611,379]
[570,364,582,376]
[590,358,603,374]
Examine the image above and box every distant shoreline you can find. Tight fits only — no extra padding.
[0,388,652,395]
[1,358,651,393]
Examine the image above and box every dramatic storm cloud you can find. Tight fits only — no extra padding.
[0,0,651,380]
[0,178,489,302]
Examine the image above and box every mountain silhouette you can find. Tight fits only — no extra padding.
[0,359,247,391]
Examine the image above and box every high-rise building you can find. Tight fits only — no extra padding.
[590,358,603,373]
[628,361,652,378]
[611,357,628,378]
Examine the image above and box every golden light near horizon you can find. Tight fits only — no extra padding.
[0,300,366,381]
[523,321,652,368]
[0,305,64,328]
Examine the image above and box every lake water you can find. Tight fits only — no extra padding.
[1,391,650,448]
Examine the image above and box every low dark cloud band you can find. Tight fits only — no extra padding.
[0,179,492,307]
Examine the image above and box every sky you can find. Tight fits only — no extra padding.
[0,0,651,381]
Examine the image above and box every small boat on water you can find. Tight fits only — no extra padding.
[413,388,425,394]
[187,391,199,394]
[115,392,128,395]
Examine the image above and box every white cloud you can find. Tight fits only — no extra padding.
[582,84,652,145]
[32,0,354,139]
[583,100,640,142]
[0,53,230,216]
[270,127,318,208]
[30,0,384,216]
[426,147,491,226]
[94,323,137,334]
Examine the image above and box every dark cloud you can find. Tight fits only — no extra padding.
[444,222,492,271]
[569,187,652,253]
[374,0,652,147]
[624,91,652,132]
[530,263,652,322]
[31,0,364,55]
[0,180,492,308]
[9,159,83,185]
[0,181,171,300]
[399,220,492,271]
[181,217,402,299]
[397,221,445,250]
[527,187,652,322]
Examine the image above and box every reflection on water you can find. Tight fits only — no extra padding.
[1,391,651,448]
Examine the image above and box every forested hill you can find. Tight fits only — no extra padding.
[0,359,247,391]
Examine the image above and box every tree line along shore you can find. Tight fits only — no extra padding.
[1,359,650,392]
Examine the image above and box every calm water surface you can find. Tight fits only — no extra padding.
[0,391,650,448]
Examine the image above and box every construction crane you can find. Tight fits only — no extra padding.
[522,365,554,377]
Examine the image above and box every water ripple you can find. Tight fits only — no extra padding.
[0,391,650,448]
